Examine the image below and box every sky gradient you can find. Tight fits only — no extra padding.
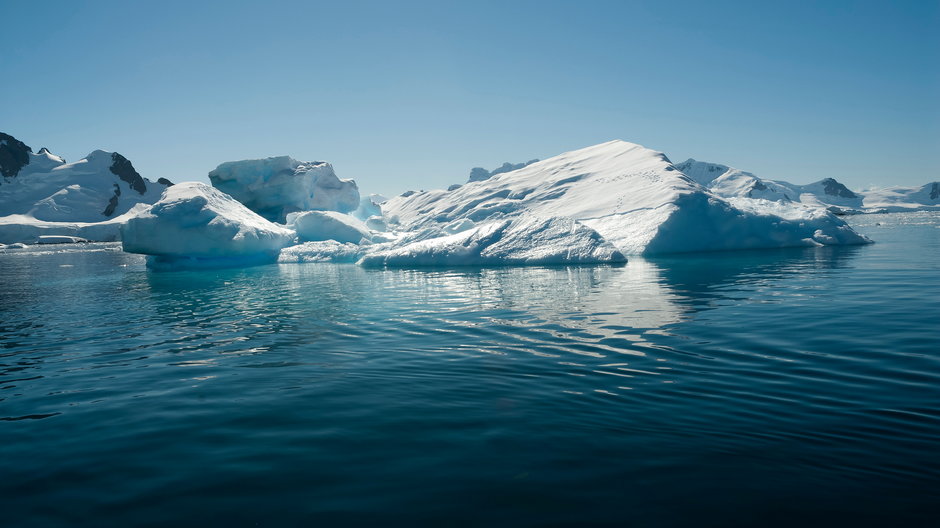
[2,0,938,196]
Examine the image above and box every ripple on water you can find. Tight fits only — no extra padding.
[1,215,939,525]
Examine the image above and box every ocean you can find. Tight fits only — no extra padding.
[1,212,937,526]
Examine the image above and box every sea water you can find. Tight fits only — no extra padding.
[1,212,937,526]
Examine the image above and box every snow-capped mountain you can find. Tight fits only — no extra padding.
[382,140,869,255]
[208,156,360,223]
[674,158,939,214]
[856,182,940,213]
[0,132,172,243]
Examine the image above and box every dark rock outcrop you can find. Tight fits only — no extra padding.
[109,152,147,195]
[157,177,174,187]
[821,178,857,199]
[102,184,121,216]
[0,132,32,179]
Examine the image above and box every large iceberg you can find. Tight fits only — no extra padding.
[122,182,295,269]
[208,156,360,223]
[382,140,871,255]
[0,132,171,243]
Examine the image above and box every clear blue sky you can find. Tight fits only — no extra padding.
[2,0,937,195]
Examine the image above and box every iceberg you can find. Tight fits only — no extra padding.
[0,132,171,243]
[208,156,359,223]
[287,210,372,244]
[121,182,295,269]
[359,215,626,268]
[382,140,871,256]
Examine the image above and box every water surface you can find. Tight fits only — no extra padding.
[1,212,938,526]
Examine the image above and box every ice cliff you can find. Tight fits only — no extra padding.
[208,156,360,223]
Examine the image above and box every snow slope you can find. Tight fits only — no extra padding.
[0,132,171,243]
[122,182,295,269]
[208,156,360,223]
[360,215,625,267]
[859,182,940,212]
[382,141,870,255]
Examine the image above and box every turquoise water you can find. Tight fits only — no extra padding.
[1,212,938,526]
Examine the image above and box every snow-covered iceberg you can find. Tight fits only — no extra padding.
[121,182,295,269]
[360,215,625,268]
[208,156,360,223]
[0,132,172,243]
[382,141,871,255]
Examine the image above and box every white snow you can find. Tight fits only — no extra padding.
[0,147,169,243]
[860,182,940,212]
[287,210,372,244]
[208,156,360,223]
[359,215,626,267]
[381,140,871,256]
[675,159,939,214]
[121,182,295,268]
[36,235,89,244]
[364,215,387,231]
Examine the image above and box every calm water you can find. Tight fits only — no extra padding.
[1,212,938,527]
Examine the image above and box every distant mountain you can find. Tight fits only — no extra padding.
[0,132,172,243]
[674,159,939,214]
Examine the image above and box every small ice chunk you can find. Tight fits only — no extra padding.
[36,235,89,244]
[278,240,365,263]
[287,210,372,244]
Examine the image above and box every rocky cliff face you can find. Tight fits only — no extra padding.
[0,132,33,180]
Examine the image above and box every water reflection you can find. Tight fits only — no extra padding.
[337,246,866,349]
[649,245,863,311]
[0,243,867,413]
